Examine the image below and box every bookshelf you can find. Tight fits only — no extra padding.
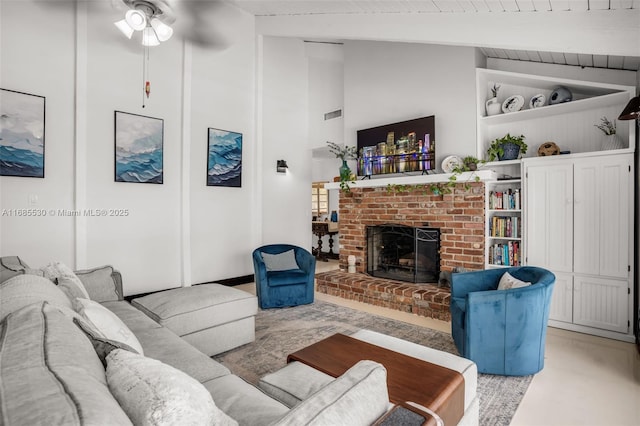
[485,179,522,269]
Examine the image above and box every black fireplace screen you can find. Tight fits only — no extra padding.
[367,224,440,283]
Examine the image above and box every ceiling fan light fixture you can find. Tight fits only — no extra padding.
[141,26,160,46]
[125,9,147,31]
[114,19,135,39]
[150,18,173,42]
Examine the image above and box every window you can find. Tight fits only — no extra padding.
[312,182,329,219]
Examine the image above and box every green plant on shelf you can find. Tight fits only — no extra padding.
[487,133,528,161]
[594,116,616,135]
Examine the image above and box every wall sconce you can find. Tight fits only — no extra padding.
[276,160,288,173]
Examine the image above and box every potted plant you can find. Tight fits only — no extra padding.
[327,141,358,191]
[487,133,527,161]
[462,155,480,171]
[594,116,624,150]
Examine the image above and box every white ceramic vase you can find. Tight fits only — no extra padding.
[602,134,624,150]
[485,97,502,116]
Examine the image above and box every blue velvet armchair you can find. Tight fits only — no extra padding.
[252,244,316,309]
[450,266,555,376]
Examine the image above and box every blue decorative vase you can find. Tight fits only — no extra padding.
[330,211,338,222]
[498,142,521,161]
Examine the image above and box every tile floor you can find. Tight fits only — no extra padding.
[240,260,640,425]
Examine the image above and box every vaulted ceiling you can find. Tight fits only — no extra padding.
[228,0,640,71]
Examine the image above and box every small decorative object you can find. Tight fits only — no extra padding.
[487,133,528,161]
[0,88,46,178]
[529,94,546,109]
[537,142,560,156]
[502,95,525,113]
[327,141,357,192]
[115,111,163,184]
[330,211,338,222]
[441,155,463,173]
[347,255,356,273]
[485,84,502,116]
[549,86,573,105]
[594,116,624,150]
[207,128,243,186]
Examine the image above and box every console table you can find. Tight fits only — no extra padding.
[311,221,338,261]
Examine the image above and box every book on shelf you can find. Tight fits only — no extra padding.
[488,241,520,266]
[489,188,521,210]
[489,216,519,238]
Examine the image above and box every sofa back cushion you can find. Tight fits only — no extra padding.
[75,265,123,302]
[0,256,44,283]
[0,274,72,322]
[0,302,132,425]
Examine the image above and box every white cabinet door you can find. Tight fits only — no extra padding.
[548,272,573,323]
[573,275,629,333]
[525,162,573,272]
[574,156,631,278]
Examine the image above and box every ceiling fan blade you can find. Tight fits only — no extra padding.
[170,0,242,49]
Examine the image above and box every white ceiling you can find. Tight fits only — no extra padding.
[228,0,640,71]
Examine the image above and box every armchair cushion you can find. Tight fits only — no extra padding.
[267,269,308,287]
[261,250,299,272]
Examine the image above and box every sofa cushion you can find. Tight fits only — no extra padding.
[134,326,232,383]
[203,374,290,426]
[258,361,335,408]
[131,284,257,337]
[106,349,238,426]
[75,265,123,302]
[73,317,138,367]
[273,360,390,426]
[0,256,28,283]
[261,250,300,272]
[0,302,132,425]
[101,300,164,333]
[0,274,72,321]
[74,297,144,356]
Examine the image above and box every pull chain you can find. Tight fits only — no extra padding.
[142,45,150,108]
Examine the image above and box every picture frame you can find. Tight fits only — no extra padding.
[207,127,242,187]
[0,88,46,178]
[114,111,163,184]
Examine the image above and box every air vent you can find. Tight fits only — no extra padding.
[324,109,342,120]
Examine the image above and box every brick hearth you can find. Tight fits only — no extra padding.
[317,182,486,321]
[316,270,452,321]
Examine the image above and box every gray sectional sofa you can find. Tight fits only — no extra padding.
[0,256,390,426]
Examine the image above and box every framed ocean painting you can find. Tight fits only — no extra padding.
[114,111,163,184]
[0,89,46,178]
[207,127,242,187]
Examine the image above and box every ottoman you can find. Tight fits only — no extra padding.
[258,329,479,426]
[132,284,258,356]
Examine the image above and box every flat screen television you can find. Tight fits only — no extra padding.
[356,115,435,176]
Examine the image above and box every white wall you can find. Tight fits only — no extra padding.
[344,41,481,169]
[0,0,76,266]
[259,36,311,250]
[0,1,257,295]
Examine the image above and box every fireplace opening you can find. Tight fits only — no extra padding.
[366,224,440,283]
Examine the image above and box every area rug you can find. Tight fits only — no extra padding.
[214,300,532,426]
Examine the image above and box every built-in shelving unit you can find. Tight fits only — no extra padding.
[485,179,522,269]
[476,68,636,342]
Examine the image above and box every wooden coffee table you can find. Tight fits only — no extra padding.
[287,333,465,426]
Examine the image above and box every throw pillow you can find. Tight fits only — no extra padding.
[74,297,144,356]
[74,265,122,302]
[41,261,91,300]
[261,250,299,272]
[106,349,238,426]
[73,317,138,367]
[497,271,531,290]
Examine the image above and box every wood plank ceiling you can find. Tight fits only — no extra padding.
[229,0,640,71]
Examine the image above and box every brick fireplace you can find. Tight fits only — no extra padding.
[316,181,486,321]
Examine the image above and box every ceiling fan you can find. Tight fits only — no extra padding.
[113,0,176,46]
[112,0,232,49]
